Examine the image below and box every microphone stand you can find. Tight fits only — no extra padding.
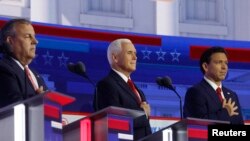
[86,76,98,111]
[67,61,98,111]
[172,88,183,119]
[80,74,98,111]
[156,76,183,119]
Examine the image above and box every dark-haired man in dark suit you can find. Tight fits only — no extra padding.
[0,18,48,108]
[183,47,244,124]
[93,38,152,140]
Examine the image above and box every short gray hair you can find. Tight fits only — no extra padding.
[107,38,132,65]
[0,18,31,54]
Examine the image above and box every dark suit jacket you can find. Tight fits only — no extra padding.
[93,70,152,140]
[0,55,48,108]
[183,79,244,124]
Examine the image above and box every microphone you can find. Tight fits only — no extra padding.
[67,61,95,85]
[67,61,98,111]
[67,61,87,78]
[156,76,183,119]
[156,76,175,91]
[156,77,163,86]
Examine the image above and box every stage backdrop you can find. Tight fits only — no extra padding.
[1,18,250,121]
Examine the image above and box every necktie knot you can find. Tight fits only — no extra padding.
[127,79,134,88]
[216,87,221,93]
[216,87,223,103]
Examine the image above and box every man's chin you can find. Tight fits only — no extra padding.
[29,54,36,59]
[219,76,226,81]
[129,68,136,72]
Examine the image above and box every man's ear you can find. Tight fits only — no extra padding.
[5,36,13,52]
[1,36,13,53]
[202,63,208,73]
[112,54,118,63]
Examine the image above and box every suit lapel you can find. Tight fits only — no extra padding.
[2,56,35,94]
[200,79,222,105]
[222,87,231,100]
[110,70,141,104]
[4,56,26,84]
[4,56,37,93]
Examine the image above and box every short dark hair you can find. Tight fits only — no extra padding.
[0,18,31,54]
[199,46,228,74]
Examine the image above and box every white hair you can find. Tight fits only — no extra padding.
[107,38,132,65]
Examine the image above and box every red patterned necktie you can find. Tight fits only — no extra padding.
[216,87,223,103]
[127,79,142,103]
[24,66,38,91]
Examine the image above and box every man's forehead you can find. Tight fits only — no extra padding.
[14,24,34,33]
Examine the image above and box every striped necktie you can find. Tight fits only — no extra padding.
[24,66,38,91]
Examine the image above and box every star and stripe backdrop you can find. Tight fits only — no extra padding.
[1,18,250,120]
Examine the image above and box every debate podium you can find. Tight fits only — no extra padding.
[0,90,75,141]
[186,117,229,141]
[138,119,187,141]
[138,117,230,141]
[63,106,146,141]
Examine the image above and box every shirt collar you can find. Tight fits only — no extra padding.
[11,57,25,70]
[204,76,222,90]
[112,68,130,82]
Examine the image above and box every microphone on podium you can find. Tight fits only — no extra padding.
[67,61,98,110]
[156,76,183,119]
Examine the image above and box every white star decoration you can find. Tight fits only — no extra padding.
[156,48,166,61]
[58,52,69,67]
[170,49,181,62]
[141,47,152,60]
[43,51,54,65]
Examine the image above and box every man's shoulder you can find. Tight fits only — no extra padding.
[0,57,11,69]
[99,73,116,84]
[189,80,206,89]
[186,80,210,94]
[98,71,124,86]
[0,57,20,74]
[0,55,13,65]
[100,70,120,80]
